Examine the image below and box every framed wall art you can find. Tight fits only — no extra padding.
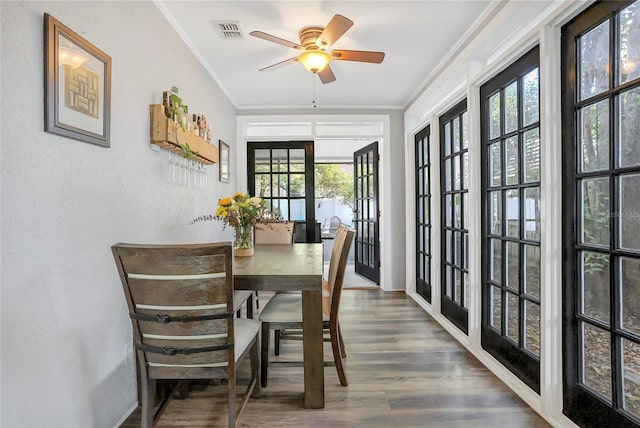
[44,13,112,147]
[219,140,230,182]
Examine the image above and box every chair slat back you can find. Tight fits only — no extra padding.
[325,226,354,319]
[112,243,234,372]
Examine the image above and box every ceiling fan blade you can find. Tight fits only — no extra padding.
[258,57,298,72]
[318,64,336,84]
[249,31,302,50]
[331,49,385,64]
[316,15,353,48]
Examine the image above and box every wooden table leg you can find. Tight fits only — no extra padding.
[301,288,325,409]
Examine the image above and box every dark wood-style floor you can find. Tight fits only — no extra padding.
[121,290,550,427]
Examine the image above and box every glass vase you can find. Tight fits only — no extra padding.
[234,225,254,256]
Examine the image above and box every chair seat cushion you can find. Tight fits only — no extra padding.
[258,292,329,323]
[234,318,260,361]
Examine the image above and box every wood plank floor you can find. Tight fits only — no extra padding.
[121,290,550,427]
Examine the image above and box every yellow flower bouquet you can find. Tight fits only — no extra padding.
[192,192,267,256]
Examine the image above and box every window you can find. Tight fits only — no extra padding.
[440,100,469,334]
[415,125,431,302]
[480,46,541,392]
[562,1,640,425]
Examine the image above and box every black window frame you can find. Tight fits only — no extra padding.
[415,125,432,302]
[440,99,469,334]
[480,45,541,393]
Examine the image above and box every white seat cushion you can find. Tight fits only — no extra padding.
[234,318,260,362]
[258,292,329,323]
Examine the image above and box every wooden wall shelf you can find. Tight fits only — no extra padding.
[149,104,219,165]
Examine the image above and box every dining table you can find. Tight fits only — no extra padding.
[233,242,325,409]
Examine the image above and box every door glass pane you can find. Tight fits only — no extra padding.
[289,174,305,196]
[491,285,502,332]
[463,192,469,230]
[454,269,462,303]
[580,251,610,325]
[454,194,461,228]
[619,87,640,168]
[523,128,540,183]
[491,239,502,283]
[446,230,453,263]
[620,3,640,84]
[444,122,451,156]
[445,195,452,227]
[453,155,461,190]
[620,174,640,251]
[506,241,519,291]
[525,301,540,357]
[254,149,271,172]
[489,92,501,139]
[289,149,305,172]
[580,177,610,247]
[272,149,288,172]
[445,159,452,191]
[506,292,519,342]
[272,199,289,219]
[523,68,540,126]
[489,142,502,187]
[272,174,288,197]
[504,81,519,133]
[580,99,610,172]
[581,322,612,402]
[256,174,271,197]
[453,116,461,152]
[489,191,502,235]
[623,339,640,419]
[445,266,452,297]
[524,245,540,299]
[462,152,469,189]
[289,199,305,221]
[462,112,469,149]
[454,232,461,267]
[505,189,520,238]
[621,257,640,336]
[505,136,519,185]
[580,20,610,101]
[524,187,540,241]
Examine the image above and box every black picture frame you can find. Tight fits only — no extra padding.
[219,140,230,182]
[44,13,112,147]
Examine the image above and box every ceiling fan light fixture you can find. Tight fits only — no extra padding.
[299,50,331,73]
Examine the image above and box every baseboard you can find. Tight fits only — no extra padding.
[112,402,137,428]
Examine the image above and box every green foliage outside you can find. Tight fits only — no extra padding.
[314,164,354,209]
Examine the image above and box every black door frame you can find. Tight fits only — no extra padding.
[353,142,380,284]
[247,141,316,242]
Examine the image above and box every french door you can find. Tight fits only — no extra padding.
[562,1,640,426]
[353,142,380,284]
[247,141,316,242]
[480,46,541,393]
[440,100,469,334]
[415,125,432,302]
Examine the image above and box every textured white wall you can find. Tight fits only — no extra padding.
[1,2,237,426]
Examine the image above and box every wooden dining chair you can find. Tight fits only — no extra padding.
[112,242,260,428]
[258,225,354,387]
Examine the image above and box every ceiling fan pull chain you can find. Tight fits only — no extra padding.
[312,74,317,109]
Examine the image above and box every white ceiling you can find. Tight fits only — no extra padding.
[156,0,496,110]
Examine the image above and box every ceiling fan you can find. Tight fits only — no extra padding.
[249,14,385,84]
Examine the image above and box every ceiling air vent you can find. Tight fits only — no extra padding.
[214,21,244,39]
